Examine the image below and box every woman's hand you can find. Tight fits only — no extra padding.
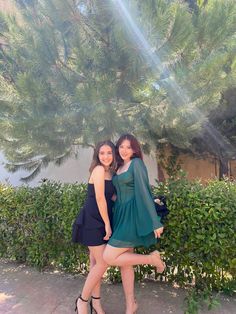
[154,198,162,205]
[154,227,164,238]
[103,223,112,240]
[111,194,117,202]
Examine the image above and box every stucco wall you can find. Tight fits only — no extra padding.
[0,148,158,186]
[230,160,236,178]
[157,145,236,182]
[178,154,218,181]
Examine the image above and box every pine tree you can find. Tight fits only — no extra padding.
[0,0,235,180]
[124,0,236,162]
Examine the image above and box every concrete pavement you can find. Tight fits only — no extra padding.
[0,260,235,314]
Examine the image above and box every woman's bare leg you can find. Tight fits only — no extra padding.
[120,249,138,314]
[77,245,107,314]
[89,251,105,314]
[103,245,165,272]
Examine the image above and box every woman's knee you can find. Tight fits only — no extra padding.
[91,252,108,268]
[103,249,115,265]
[96,260,108,270]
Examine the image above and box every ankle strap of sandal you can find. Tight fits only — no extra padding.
[79,295,88,302]
[91,296,101,300]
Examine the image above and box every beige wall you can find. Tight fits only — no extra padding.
[177,154,218,181]
[230,160,236,178]
[157,145,236,182]
[0,148,158,187]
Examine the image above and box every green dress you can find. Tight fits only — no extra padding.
[108,158,163,248]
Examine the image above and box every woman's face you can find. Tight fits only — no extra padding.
[98,145,113,168]
[118,139,134,163]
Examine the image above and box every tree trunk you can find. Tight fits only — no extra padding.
[219,157,229,179]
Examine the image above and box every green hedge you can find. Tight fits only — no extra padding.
[0,177,235,295]
[153,175,236,294]
[0,182,89,273]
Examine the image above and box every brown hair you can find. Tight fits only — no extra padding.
[116,134,143,168]
[89,140,116,174]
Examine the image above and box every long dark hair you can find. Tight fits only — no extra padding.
[89,140,116,174]
[116,134,143,168]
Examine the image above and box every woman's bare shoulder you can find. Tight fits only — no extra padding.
[91,165,105,178]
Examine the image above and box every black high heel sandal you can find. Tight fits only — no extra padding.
[75,294,88,313]
[90,296,104,314]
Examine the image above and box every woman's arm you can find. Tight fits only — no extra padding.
[91,166,112,240]
[133,158,163,236]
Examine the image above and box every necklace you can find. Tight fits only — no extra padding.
[118,160,131,174]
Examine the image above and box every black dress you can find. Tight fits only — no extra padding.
[72,180,115,246]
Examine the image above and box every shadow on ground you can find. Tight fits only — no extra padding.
[0,260,235,314]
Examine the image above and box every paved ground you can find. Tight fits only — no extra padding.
[0,260,235,314]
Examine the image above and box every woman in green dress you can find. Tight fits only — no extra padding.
[103,134,165,314]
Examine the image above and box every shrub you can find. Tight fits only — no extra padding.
[153,175,236,293]
[0,181,88,272]
[0,177,235,297]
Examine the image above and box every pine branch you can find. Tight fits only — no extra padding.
[72,11,110,47]
[20,163,43,182]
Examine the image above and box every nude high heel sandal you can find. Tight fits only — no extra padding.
[75,294,88,313]
[90,296,105,314]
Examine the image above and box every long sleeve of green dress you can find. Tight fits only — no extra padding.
[133,158,163,236]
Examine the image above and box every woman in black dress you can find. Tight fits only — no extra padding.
[72,140,116,314]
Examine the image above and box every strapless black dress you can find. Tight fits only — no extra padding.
[72,180,115,246]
